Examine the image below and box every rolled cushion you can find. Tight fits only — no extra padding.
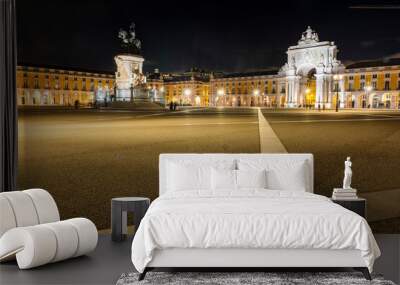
[65,218,98,257]
[0,226,57,269]
[42,221,79,262]
[0,218,97,269]
[0,196,17,237]
[0,191,39,228]
[23,189,60,224]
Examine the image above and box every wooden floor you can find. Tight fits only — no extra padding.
[0,234,398,285]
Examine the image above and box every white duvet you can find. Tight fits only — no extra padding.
[131,190,380,273]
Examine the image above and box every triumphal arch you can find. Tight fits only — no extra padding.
[280,27,345,108]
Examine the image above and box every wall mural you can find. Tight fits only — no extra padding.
[17,26,400,234]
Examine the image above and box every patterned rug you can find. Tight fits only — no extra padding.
[116,271,396,285]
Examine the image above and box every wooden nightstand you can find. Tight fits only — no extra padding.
[331,198,366,218]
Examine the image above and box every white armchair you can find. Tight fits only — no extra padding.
[0,189,97,269]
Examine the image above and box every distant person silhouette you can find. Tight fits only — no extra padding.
[169,101,173,111]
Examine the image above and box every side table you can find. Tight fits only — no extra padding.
[111,197,150,242]
[331,197,366,218]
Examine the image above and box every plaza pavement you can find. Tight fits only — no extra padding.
[17,108,260,230]
[16,107,400,232]
[257,108,287,153]
[261,108,400,232]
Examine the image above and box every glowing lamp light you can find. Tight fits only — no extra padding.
[195,96,201,105]
[184,88,191,96]
[333,74,344,80]
[217,89,225,96]
[253,89,260,96]
[364,85,373,92]
[159,86,165,92]
[305,88,311,94]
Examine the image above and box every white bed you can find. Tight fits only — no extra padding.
[131,154,380,280]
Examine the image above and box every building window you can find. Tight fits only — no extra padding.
[349,76,354,80]
[82,78,86,91]
[372,81,377,89]
[372,74,377,79]
[348,83,353,91]
[397,81,400,90]
[384,81,390,90]
[23,79,29,88]
[64,77,69,90]
[385,73,390,78]
[360,82,365,90]
[360,74,365,80]
[34,79,39,89]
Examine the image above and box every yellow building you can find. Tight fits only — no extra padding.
[210,59,400,110]
[16,65,115,106]
[209,28,400,110]
[343,59,400,109]
[147,69,210,107]
[210,70,285,107]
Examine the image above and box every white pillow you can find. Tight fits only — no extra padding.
[238,159,308,191]
[266,162,307,191]
[237,169,267,189]
[211,168,236,190]
[167,162,211,191]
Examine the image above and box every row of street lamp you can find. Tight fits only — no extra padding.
[215,77,375,112]
[155,80,375,110]
[217,88,261,96]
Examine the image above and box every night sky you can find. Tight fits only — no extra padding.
[17,0,400,73]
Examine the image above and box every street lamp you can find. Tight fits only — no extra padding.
[183,88,191,106]
[364,85,373,108]
[252,89,260,107]
[364,85,373,92]
[333,74,343,112]
[305,88,310,109]
[217,88,225,106]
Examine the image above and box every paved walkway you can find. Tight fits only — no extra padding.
[257,108,287,153]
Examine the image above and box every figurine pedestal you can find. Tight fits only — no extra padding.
[333,188,357,192]
[332,188,358,200]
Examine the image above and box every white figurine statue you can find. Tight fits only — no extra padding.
[343,157,353,189]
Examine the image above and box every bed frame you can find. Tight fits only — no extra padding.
[140,248,370,280]
[139,154,371,281]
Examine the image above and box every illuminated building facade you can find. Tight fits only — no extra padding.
[210,27,400,110]
[16,27,400,109]
[16,65,115,106]
[147,69,210,106]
